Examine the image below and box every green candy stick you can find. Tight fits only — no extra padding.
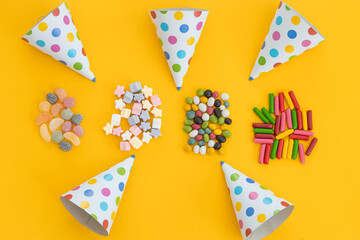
[292,139,299,159]
[261,107,276,124]
[270,139,279,159]
[291,109,298,130]
[253,128,274,134]
[253,107,269,123]
[269,93,275,113]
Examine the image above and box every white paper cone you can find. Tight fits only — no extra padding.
[21,3,96,82]
[221,161,294,240]
[60,155,135,236]
[249,1,325,80]
[150,8,209,90]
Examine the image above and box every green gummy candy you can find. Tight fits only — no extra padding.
[197,89,204,97]
[203,134,210,142]
[185,97,193,104]
[292,139,299,159]
[291,109,298,130]
[253,107,269,123]
[184,120,194,126]
[218,117,225,125]
[270,139,279,159]
[52,131,64,143]
[210,115,218,123]
[201,121,209,129]
[222,130,232,138]
[261,107,275,124]
[183,126,192,133]
[269,93,274,113]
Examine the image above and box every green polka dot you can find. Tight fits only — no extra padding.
[91,214,97,220]
[73,62,83,70]
[26,30,32,35]
[289,55,297,60]
[273,210,280,215]
[285,5,291,10]
[258,56,266,65]
[116,197,120,206]
[117,167,125,175]
[172,64,181,72]
[260,185,268,190]
[159,38,163,46]
[160,11,168,14]
[76,32,80,40]
[230,173,240,181]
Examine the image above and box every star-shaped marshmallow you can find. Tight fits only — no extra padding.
[115,98,126,110]
[150,129,161,139]
[142,100,152,111]
[140,121,151,131]
[142,131,152,143]
[103,123,113,135]
[112,126,124,136]
[151,107,162,117]
[141,86,153,98]
[121,130,132,141]
[134,93,145,103]
[139,110,150,122]
[114,86,125,98]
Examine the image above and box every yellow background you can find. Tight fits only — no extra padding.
[1,0,359,239]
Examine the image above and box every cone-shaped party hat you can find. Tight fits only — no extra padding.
[150,8,209,90]
[60,155,135,236]
[221,161,294,240]
[21,2,96,82]
[249,1,325,80]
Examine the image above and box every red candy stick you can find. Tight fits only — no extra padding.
[276,139,284,159]
[289,134,309,141]
[274,116,280,135]
[296,110,303,130]
[306,137,318,156]
[255,133,275,139]
[307,110,313,130]
[279,92,285,112]
[299,144,306,164]
[288,91,300,110]
[264,144,271,164]
[252,123,273,129]
[259,144,266,164]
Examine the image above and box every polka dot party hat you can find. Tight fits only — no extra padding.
[150,8,209,90]
[249,1,325,80]
[221,161,294,240]
[60,155,135,236]
[21,2,96,82]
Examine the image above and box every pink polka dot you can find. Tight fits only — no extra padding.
[72,186,80,191]
[168,36,177,45]
[302,40,311,47]
[51,44,60,52]
[239,220,243,229]
[272,31,280,41]
[249,192,258,200]
[63,15,70,25]
[102,188,111,196]
[196,22,203,30]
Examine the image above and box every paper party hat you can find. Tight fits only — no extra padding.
[60,155,135,236]
[21,2,96,82]
[249,1,325,80]
[150,8,209,90]
[221,161,294,240]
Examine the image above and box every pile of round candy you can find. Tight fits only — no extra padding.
[36,88,84,151]
[184,89,232,155]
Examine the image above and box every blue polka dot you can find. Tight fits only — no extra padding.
[234,186,243,195]
[287,30,297,39]
[51,28,61,37]
[36,40,45,47]
[269,49,279,58]
[246,178,255,183]
[276,16,282,25]
[119,182,124,192]
[84,189,94,197]
[104,174,113,181]
[177,50,186,59]
[100,202,108,211]
[160,23,169,31]
[261,41,266,50]
[67,49,77,58]
[246,207,255,217]
[59,60,67,65]
[164,51,170,60]
[263,197,273,205]
[179,24,189,33]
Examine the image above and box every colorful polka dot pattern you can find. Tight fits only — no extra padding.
[22,3,95,82]
[61,156,135,235]
[150,8,209,90]
[249,1,325,80]
[221,161,293,240]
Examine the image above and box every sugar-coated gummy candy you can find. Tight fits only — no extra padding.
[60,141,72,151]
[185,97,193,104]
[212,91,219,98]
[193,96,200,105]
[208,140,215,148]
[73,125,84,137]
[198,140,205,147]
[189,130,198,138]
[54,88,67,102]
[220,105,226,110]
[36,112,52,126]
[225,118,232,125]
[214,142,222,150]
[61,108,74,120]
[198,129,205,135]
[62,121,73,132]
[184,120,194,125]
[207,97,215,107]
[214,99,221,107]
[50,103,64,117]
[218,117,225,125]
[203,134,209,142]
[198,103,207,112]
[193,145,200,154]
[224,101,230,108]
[46,93,58,104]
[216,135,226,143]
[197,89,204,97]
[183,126,192,133]
[207,148,215,154]
[52,130,64,143]
[201,121,209,129]
[39,101,51,113]
[63,97,76,108]
[210,115,218,123]
[186,111,195,119]
[205,128,212,134]
[222,130,232,138]
[204,90,212,98]
[40,123,51,142]
[214,108,221,118]
[64,132,81,146]
[71,114,83,125]
[222,109,230,118]
[49,118,64,132]
[188,138,196,145]
[200,146,207,155]
[184,145,192,152]
[221,93,229,101]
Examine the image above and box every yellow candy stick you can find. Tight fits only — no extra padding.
[284,92,294,109]
[302,110,308,130]
[276,129,294,139]
[282,139,289,159]
[287,139,294,159]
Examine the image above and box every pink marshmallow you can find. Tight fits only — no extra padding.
[120,141,131,151]
[150,95,161,107]
[129,125,142,136]
[132,103,142,115]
